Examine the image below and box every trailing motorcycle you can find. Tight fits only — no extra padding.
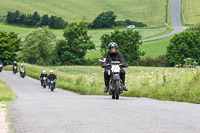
[20,70,26,78]
[99,60,128,99]
[49,80,56,92]
[42,77,47,88]
[13,66,17,74]
[0,64,3,72]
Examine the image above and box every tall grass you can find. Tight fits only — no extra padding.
[0,79,16,101]
[4,63,200,103]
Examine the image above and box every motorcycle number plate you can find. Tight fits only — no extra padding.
[108,70,110,75]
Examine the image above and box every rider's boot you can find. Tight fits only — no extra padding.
[104,80,109,93]
[122,78,128,91]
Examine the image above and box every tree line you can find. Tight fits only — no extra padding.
[6,10,67,29]
[5,10,146,29]
[1,22,199,67]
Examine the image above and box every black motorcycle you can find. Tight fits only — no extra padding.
[20,70,26,78]
[49,80,55,92]
[100,60,127,99]
[13,66,17,74]
[42,77,47,88]
[0,64,3,72]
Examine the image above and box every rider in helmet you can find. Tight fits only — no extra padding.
[0,60,3,69]
[19,64,26,75]
[101,42,128,93]
[48,70,57,88]
[40,70,48,86]
[13,61,18,73]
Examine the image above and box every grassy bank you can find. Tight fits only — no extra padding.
[0,79,16,101]
[4,63,200,103]
[0,0,168,25]
[182,0,200,25]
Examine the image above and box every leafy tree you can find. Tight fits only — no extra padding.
[0,31,21,65]
[6,11,15,24]
[166,31,200,66]
[18,14,26,24]
[39,14,49,26]
[31,11,41,26]
[100,29,144,65]
[49,15,56,29]
[19,27,57,65]
[91,11,117,28]
[56,22,95,65]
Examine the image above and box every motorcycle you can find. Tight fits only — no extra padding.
[99,60,127,99]
[42,77,47,88]
[20,70,26,78]
[0,64,3,72]
[13,66,17,74]
[49,80,55,92]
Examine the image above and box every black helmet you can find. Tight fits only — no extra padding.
[108,42,118,49]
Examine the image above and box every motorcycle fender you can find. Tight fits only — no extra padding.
[113,74,120,81]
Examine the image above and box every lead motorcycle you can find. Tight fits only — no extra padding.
[99,60,128,99]
[42,77,47,88]
[49,80,56,92]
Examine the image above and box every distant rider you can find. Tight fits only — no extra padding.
[101,42,128,93]
[13,61,18,73]
[40,70,48,86]
[48,70,57,88]
[0,60,3,69]
[19,64,26,75]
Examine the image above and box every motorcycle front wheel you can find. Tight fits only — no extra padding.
[115,81,120,99]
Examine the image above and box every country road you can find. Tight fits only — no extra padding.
[142,0,186,42]
[1,71,200,133]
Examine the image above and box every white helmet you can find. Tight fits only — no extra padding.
[42,70,46,74]
[14,61,17,64]
[21,64,24,67]
[50,70,53,73]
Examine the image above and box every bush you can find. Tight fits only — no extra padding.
[115,19,147,27]
[56,22,95,65]
[100,29,144,65]
[166,30,200,66]
[0,31,21,65]
[19,27,57,65]
[138,55,170,67]
[91,11,116,28]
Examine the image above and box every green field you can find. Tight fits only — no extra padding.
[0,24,172,47]
[0,0,168,26]
[4,63,200,103]
[183,0,200,25]
[0,79,16,101]
[85,36,172,59]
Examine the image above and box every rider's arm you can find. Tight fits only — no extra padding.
[101,53,108,68]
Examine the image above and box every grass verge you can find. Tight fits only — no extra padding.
[0,79,16,102]
[4,63,200,103]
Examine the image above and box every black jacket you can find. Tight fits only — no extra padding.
[48,74,57,81]
[13,63,18,69]
[102,51,126,68]
[40,73,48,79]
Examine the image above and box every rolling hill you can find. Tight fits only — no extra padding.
[183,0,200,25]
[0,0,168,26]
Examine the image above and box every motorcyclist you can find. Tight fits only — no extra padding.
[0,60,3,66]
[19,64,26,75]
[48,70,57,88]
[13,61,18,73]
[0,60,3,70]
[40,70,48,86]
[101,42,128,93]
